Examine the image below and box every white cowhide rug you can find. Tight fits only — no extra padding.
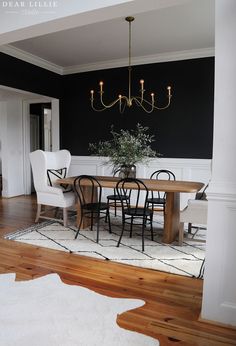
[0,273,159,346]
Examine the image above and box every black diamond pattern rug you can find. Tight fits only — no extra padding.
[5,214,206,278]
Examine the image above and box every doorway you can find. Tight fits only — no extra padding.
[30,102,52,153]
[29,102,52,192]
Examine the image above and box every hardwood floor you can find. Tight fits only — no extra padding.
[0,195,236,345]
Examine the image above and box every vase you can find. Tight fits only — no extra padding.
[119,165,136,178]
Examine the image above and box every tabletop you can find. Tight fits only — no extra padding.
[58,175,204,193]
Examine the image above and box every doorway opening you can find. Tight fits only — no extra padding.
[30,102,52,153]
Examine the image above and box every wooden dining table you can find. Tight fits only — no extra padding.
[58,176,204,244]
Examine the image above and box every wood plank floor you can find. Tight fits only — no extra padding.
[0,195,236,345]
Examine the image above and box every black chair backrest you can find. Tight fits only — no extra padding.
[150,169,176,200]
[73,175,102,207]
[195,182,209,200]
[116,178,149,215]
[113,168,122,177]
[150,169,176,180]
[111,168,123,195]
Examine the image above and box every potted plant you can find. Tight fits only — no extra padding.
[89,123,160,177]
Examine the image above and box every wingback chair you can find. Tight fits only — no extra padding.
[29,149,75,226]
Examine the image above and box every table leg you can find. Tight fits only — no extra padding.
[162,192,180,243]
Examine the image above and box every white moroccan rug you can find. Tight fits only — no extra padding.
[0,273,159,345]
[5,214,206,278]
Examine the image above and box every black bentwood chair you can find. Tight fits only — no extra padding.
[147,169,176,215]
[73,175,111,242]
[116,178,153,252]
[106,168,130,218]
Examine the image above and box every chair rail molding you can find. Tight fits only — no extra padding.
[207,180,236,201]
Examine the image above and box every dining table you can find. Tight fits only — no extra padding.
[58,175,204,244]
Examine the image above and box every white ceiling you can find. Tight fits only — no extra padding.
[6,0,214,74]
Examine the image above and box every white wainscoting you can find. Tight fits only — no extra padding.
[69,156,212,209]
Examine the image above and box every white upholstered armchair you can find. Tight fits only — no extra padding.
[179,199,208,246]
[29,150,75,226]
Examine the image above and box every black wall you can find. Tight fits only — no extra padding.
[61,57,214,158]
[0,52,214,159]
[0,52,61,98]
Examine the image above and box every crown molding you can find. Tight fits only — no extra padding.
[63,47,215,75]
[0,45,63,75]
[1,44,214,76]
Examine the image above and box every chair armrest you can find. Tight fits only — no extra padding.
[39,185,64,195]
[187,199,208,208]
[180,199,208,224]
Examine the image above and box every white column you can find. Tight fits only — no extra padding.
[201,0,236,326]
[51,99,60,151]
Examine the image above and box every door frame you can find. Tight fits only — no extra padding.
[22,98,60,194]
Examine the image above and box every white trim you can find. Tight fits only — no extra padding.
[0,45,63,75]
[63,47,215,74]
[1,44,214,75]
[22,101,31,195]
[207,180,236,201]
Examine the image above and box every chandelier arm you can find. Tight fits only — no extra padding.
[91,95,130,111]
[152,97,172,110]
[91,101,111,112]
[91,98,120,111]
[133,96,172,110]
[99,96,121,109]
[91,104,109,112]
[132,97,154,114]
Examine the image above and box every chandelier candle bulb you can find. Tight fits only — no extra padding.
[140,79,144,91]
[167,86,171,96]
[99,81,103,93]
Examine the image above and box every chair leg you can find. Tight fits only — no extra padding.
[90,211,94,231]
[114,200,117,216]
[63,208,68,227]
[117,221,125,247]
[105,200,108,223]
[150,215,154,241]
[149,203,154,218]
[141,218,146,252]
[179,222,184,246]
[75,210,84,239]
[96,213,100,243]
[188,223,192,234]
[106,209,112,234]
[35,204,41,222]
[130,216,134,238]
[54,207,59,218]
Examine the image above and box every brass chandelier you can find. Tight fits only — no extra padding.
[90,16,172,114]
